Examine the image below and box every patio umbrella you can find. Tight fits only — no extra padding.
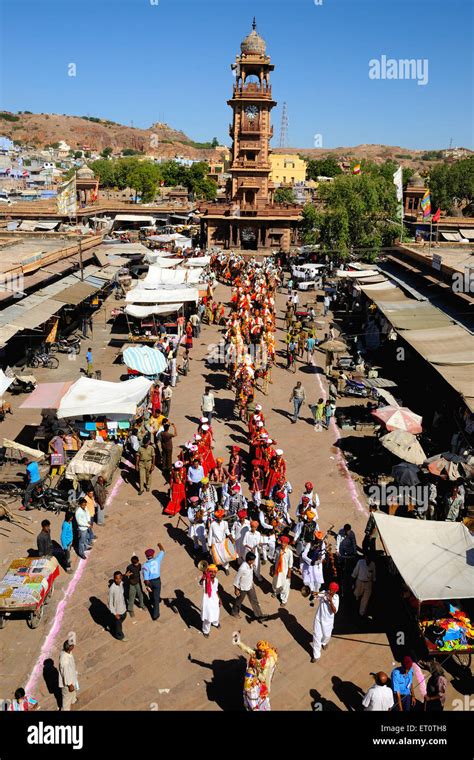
[123,345,167,376]
[391,462,421,486]
[425,453,463,481]
[380,430,426,466]
[372,405,422,434]
[318,339,347,353]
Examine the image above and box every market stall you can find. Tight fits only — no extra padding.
[374,512,474,668]
[57,376,152,442]
[0,555,60,629]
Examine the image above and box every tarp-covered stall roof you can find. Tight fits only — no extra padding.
[374,512,474,601]
[6,299,65,330]
[125,303,183,318]
[55,281,98,305]
[125,286,199,304]
[141,266,204,287]
[113,215,155,224]
[57,376,152,419]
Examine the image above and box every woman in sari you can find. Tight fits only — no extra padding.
[164,461,187,516]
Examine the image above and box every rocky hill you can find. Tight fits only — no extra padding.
[0,112,222,160]
[0,111,469,170]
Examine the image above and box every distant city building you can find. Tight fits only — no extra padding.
[0,137,14,154]
[270,153,307,185]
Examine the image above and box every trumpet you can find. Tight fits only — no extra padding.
[197,559,208,573]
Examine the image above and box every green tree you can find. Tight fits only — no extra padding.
[74,150,83,159]
[211,137,219,148]
[101,147,113,159]
[309,169,399,260]
[274,187,296,204]
[90,159,116,187]
[299,203,321,245]
[430,156,474,213]
[306,157,342,180]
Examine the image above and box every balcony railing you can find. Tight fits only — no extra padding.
[233,83,272,98]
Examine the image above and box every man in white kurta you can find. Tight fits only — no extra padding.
[352,555,376,616]
[232,510,250,564]
[243,521,263,580]
[271,536,293,605]
[200,565,220,636]
[301,537,326,594]
[312,582,339,662]
[208,511,231,574]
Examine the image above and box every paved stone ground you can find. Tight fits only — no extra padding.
[0,284,469,711]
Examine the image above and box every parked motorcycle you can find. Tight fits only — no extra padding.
[8,375,37,394]
[342,379,370,398]
[28,483,75,514]
[49,337,81,355]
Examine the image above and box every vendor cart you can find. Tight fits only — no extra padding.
[0,555,60,630]
[374,512,474,671]
[65,439,123,485]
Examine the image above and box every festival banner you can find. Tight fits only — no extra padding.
[57,174,77,216]
[421,189,431,217]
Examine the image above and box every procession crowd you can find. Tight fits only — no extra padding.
[8,252,450,714]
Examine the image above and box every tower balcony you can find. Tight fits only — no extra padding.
[232,82,272,98]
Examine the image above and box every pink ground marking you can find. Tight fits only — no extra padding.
[314,368,367,516]
[25,476,124,695]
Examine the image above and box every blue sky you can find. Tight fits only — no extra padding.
[0,0,472,150]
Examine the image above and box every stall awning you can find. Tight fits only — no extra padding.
[374,512,474,601]
[55,281,98,305]
[113,214,155,223]
[141,266,204,287]
[125,303,183,318]
[7,299,65,330]
[57,376,153,418]
[19,381,73,409]
[126,286,199,304]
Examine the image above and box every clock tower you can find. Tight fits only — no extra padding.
[199,20,301,253]
[228,17,276,210]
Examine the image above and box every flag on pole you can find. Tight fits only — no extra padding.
[57,174,77,216]
[352,163,361,175]
[45,319,59,344]
[421,189,431,217]
[90,177,99,202]
[432,207,441,223]
[393,166,403,202]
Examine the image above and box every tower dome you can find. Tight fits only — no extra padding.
[240,18,266,56]
[76,164,94,179]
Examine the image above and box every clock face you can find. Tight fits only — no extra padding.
[245,105,259,120]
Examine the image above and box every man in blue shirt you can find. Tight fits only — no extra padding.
[391,656,416,711]
[143,543,165,620]
[187,459,205,499]
[21,457,41,509]
[60,512,74,573]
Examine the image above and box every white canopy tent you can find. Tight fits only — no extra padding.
[126,285,199,304]
[145,256,182,268]
[57,376,152,419]
[141,266,204,287]
[374,512,474,601]
[185,255,210,267]
[0,370,13,397]
[125,303,183,318]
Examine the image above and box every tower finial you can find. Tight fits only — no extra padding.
[252,17,256,31]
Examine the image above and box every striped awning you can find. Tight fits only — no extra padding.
[122,345,168,376]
